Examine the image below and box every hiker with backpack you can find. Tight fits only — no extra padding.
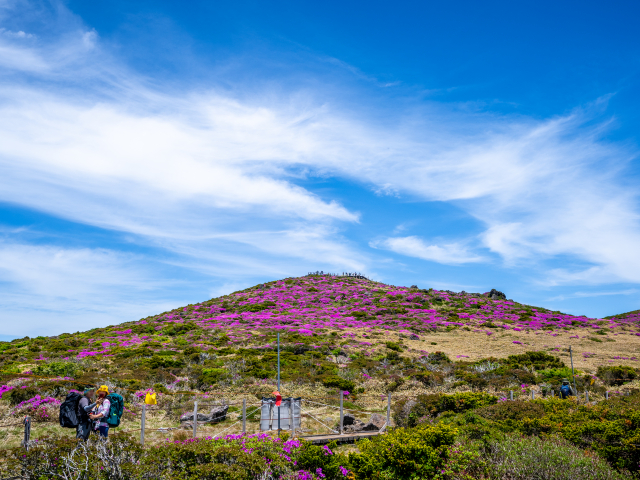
[60,384,125,439]
[560,378,575,399]
[76,387,94,440]
[88,385,112,438]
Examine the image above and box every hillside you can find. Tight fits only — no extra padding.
[1,274,639,395]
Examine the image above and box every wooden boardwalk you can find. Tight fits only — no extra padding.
[301,431,382,445]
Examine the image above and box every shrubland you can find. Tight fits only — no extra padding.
[2,274,640,478]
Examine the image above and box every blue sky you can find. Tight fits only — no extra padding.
[1,0,640,338]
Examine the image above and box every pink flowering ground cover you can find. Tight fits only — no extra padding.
[1,274,639,402]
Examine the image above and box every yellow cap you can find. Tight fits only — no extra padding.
[97,385,109,394]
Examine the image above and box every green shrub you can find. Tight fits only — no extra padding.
[536,367,576,384]
[32,361,82,378]
[296,441,349,479]
[425,351,451,363]
[504,351,565,370]
[200,367,226,385]
[348,423,474,479]
[472,434,631,479]
[148,356,184,369]
[597,365,637,386]
[183,346,201,355]
[475,400,545,423]
[5,386,38,406]
[401,392,498,427]
[385,342,402,352]
[321,375,355,392]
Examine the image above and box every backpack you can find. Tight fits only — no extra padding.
[59,391,82,428]
[105,393,124,427]
[560,385,572,398]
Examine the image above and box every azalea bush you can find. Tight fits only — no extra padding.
[2,432,351,480]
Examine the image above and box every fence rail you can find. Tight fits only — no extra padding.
[0,387,632,450]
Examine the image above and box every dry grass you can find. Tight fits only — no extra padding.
[341,326,640,374]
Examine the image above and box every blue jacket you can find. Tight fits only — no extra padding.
[560,385,573,399]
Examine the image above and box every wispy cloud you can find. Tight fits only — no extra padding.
[0,240,178,335]
[0,1,639,335]
[547,289,640,302]
[371,236,484,265]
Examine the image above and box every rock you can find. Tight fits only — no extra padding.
[337,412,390,433]
[344,421,366,433]
[409,334,420,340]
[369,413,387,429]
[336,355,350,364]
[342,413,357,426]
[410,285,418,289]
[337,413,366,433]
[180,405,228,424]
[361,422,379,431]
[488,289,506,300]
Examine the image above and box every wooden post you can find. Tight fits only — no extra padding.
[339,391,344,435]
[242,399,246,434]
[586,391,589,402]
[531,390,535,400]
[606,391,609,400]
[510,390,513,401]
[140,404,146,446]
[386,393,391,429]
[193,401,198,439]
[551,389,554,397]
[23,415,31,450]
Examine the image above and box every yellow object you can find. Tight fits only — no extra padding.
[97,385,109,395]
[145,392,157,405]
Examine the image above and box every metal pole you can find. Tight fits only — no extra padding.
[386,392,391,428]
[531,390,535,400]
[606,391,609,400]
[569,345,577,395]
[510,390,513,401]
[551,389,554,398]
[277,404,281,438]
[339,391,344,435]
[140,404,146,446]
[290,400,294,437]
[193,401,198,439]
[242,398,246,434]
[23,415,31,450]
[586,391,589,402]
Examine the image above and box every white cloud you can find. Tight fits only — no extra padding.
[0,242,178,335]
[371,236,484,265]
[548,288,639,302]
[0,0,638,329]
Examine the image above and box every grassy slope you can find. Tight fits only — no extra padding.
[1,274,640,449]
[2,275,640,388]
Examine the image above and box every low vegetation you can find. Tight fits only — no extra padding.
[1,274,640,478]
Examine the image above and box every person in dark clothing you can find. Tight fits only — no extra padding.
[76,387,95,440]
[560,379,574,399]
